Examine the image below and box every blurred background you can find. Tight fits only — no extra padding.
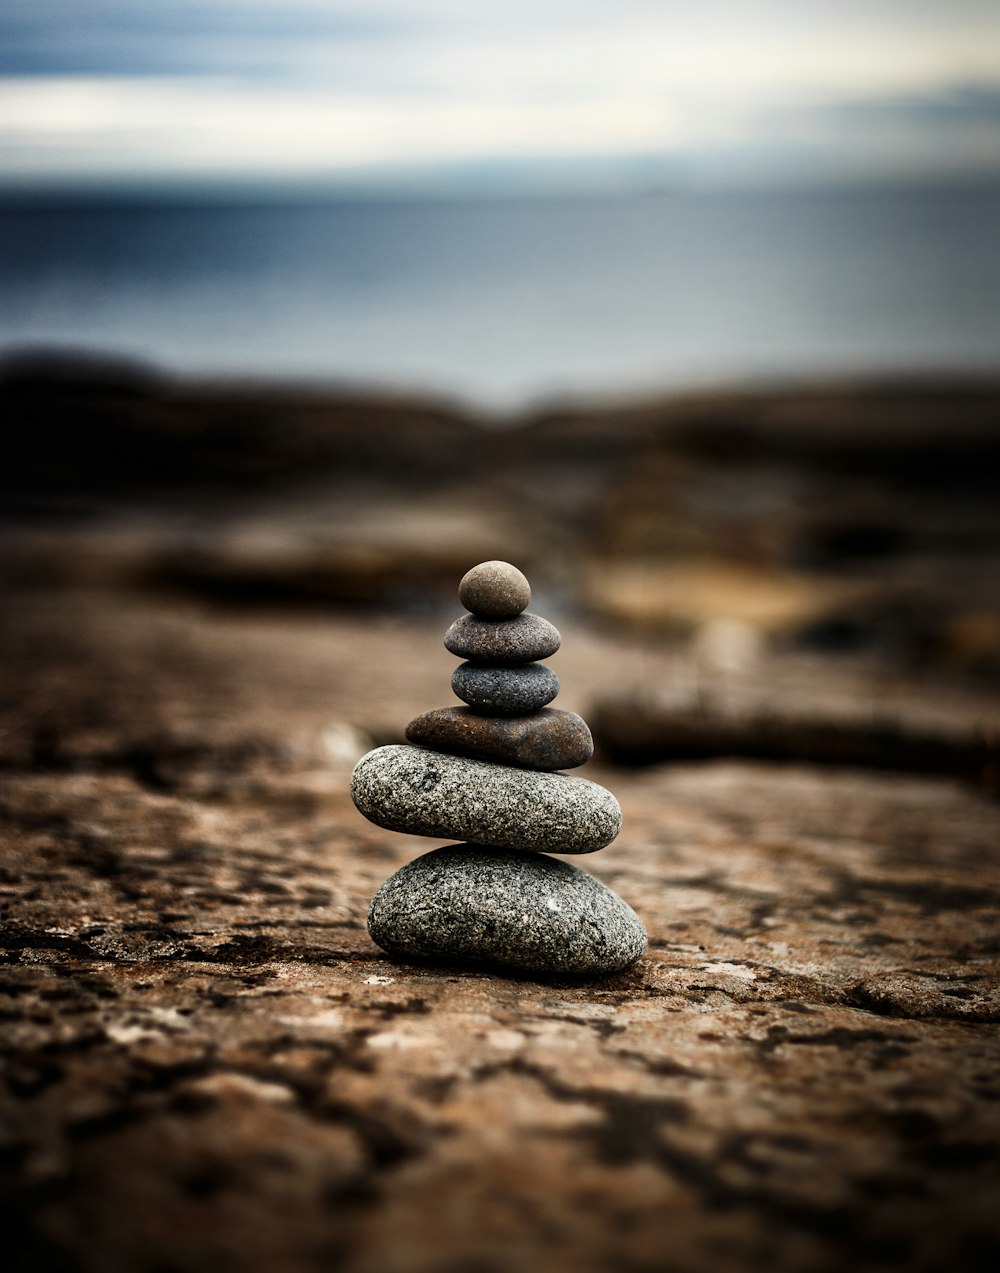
[4,1,1000,404]
[2,0,1000,773]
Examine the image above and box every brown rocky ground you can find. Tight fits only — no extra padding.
[2,365,1000,1272]
[3,582,1000,1273]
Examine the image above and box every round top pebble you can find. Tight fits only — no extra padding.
[458,560,531,619]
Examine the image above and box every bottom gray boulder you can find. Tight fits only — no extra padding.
[368,844,647,977]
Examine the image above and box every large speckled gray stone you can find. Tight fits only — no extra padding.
[351,745,620,853]
[458,560,531,619]
[368,844,647,976]
[444,613,560,664]
[451,661,559,715]
[406,707,593,770]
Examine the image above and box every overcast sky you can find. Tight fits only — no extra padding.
[3,0,999,191]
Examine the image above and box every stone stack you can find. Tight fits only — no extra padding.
[351,560,646,977]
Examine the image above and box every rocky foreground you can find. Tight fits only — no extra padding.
[2,578,999,1273]
[2,366,1000,1271]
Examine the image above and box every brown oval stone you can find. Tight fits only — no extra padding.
[444,613,561,664]
[458,560,531,619]
[405,706,594,771]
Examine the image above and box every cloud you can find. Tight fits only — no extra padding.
[5,1,1000,89]
[0,77,677,178]
[2,2,999,188]
[824,83,1000,127]
[738,81,1000,184]
[0,2,401,78]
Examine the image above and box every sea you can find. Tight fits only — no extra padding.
[1,181,998,412]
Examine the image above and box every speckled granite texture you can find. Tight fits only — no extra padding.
[351,744,620,852]
[368,844,646,975]
[444,613,561,663]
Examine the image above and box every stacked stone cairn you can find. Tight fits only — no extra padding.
[351,560,647,977]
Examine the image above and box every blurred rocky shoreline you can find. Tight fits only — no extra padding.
[4,352,1000,674]
[4,352,999,791]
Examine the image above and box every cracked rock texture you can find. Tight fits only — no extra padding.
[2,584,1000,1273]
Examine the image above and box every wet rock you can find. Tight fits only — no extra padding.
[351,744,619,853]
[444,613,561,664]
[406,706,593,770]
[368,844,646,976]
[451,661,559,715]
[458,560,531,619]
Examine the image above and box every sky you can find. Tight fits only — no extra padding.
[2,0,1000,193]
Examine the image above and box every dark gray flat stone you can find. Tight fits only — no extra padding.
[368,844,647,977]
[351,744,620,853]
[406,707,593,770]
[458,560,531,619]
[444,613,561,664]
[451,661,559,715]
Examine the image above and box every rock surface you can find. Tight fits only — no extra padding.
[369,844,646,975]
[407,706,594,770]
[444,613,561,663]
[458,559,531,619]
[3,582,1000,1273]
[451,661,560,714]
[351,744,620,852]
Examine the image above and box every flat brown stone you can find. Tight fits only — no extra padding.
[405,705,594,770]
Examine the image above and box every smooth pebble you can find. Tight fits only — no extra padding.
[451,661,559,715]
[458,560,531,619]
[368,844,647,976]
[444,612,560,664]
[406,706,593,770]
[351,744,619,853]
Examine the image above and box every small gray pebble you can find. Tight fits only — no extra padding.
[458,560,531,619]
[351,745,620,853]
[368,844,647,977]
[444,613,560,664]
[406,706,593,770]
[452,661,559,714]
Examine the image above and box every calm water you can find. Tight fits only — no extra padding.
[2,183,998,410]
